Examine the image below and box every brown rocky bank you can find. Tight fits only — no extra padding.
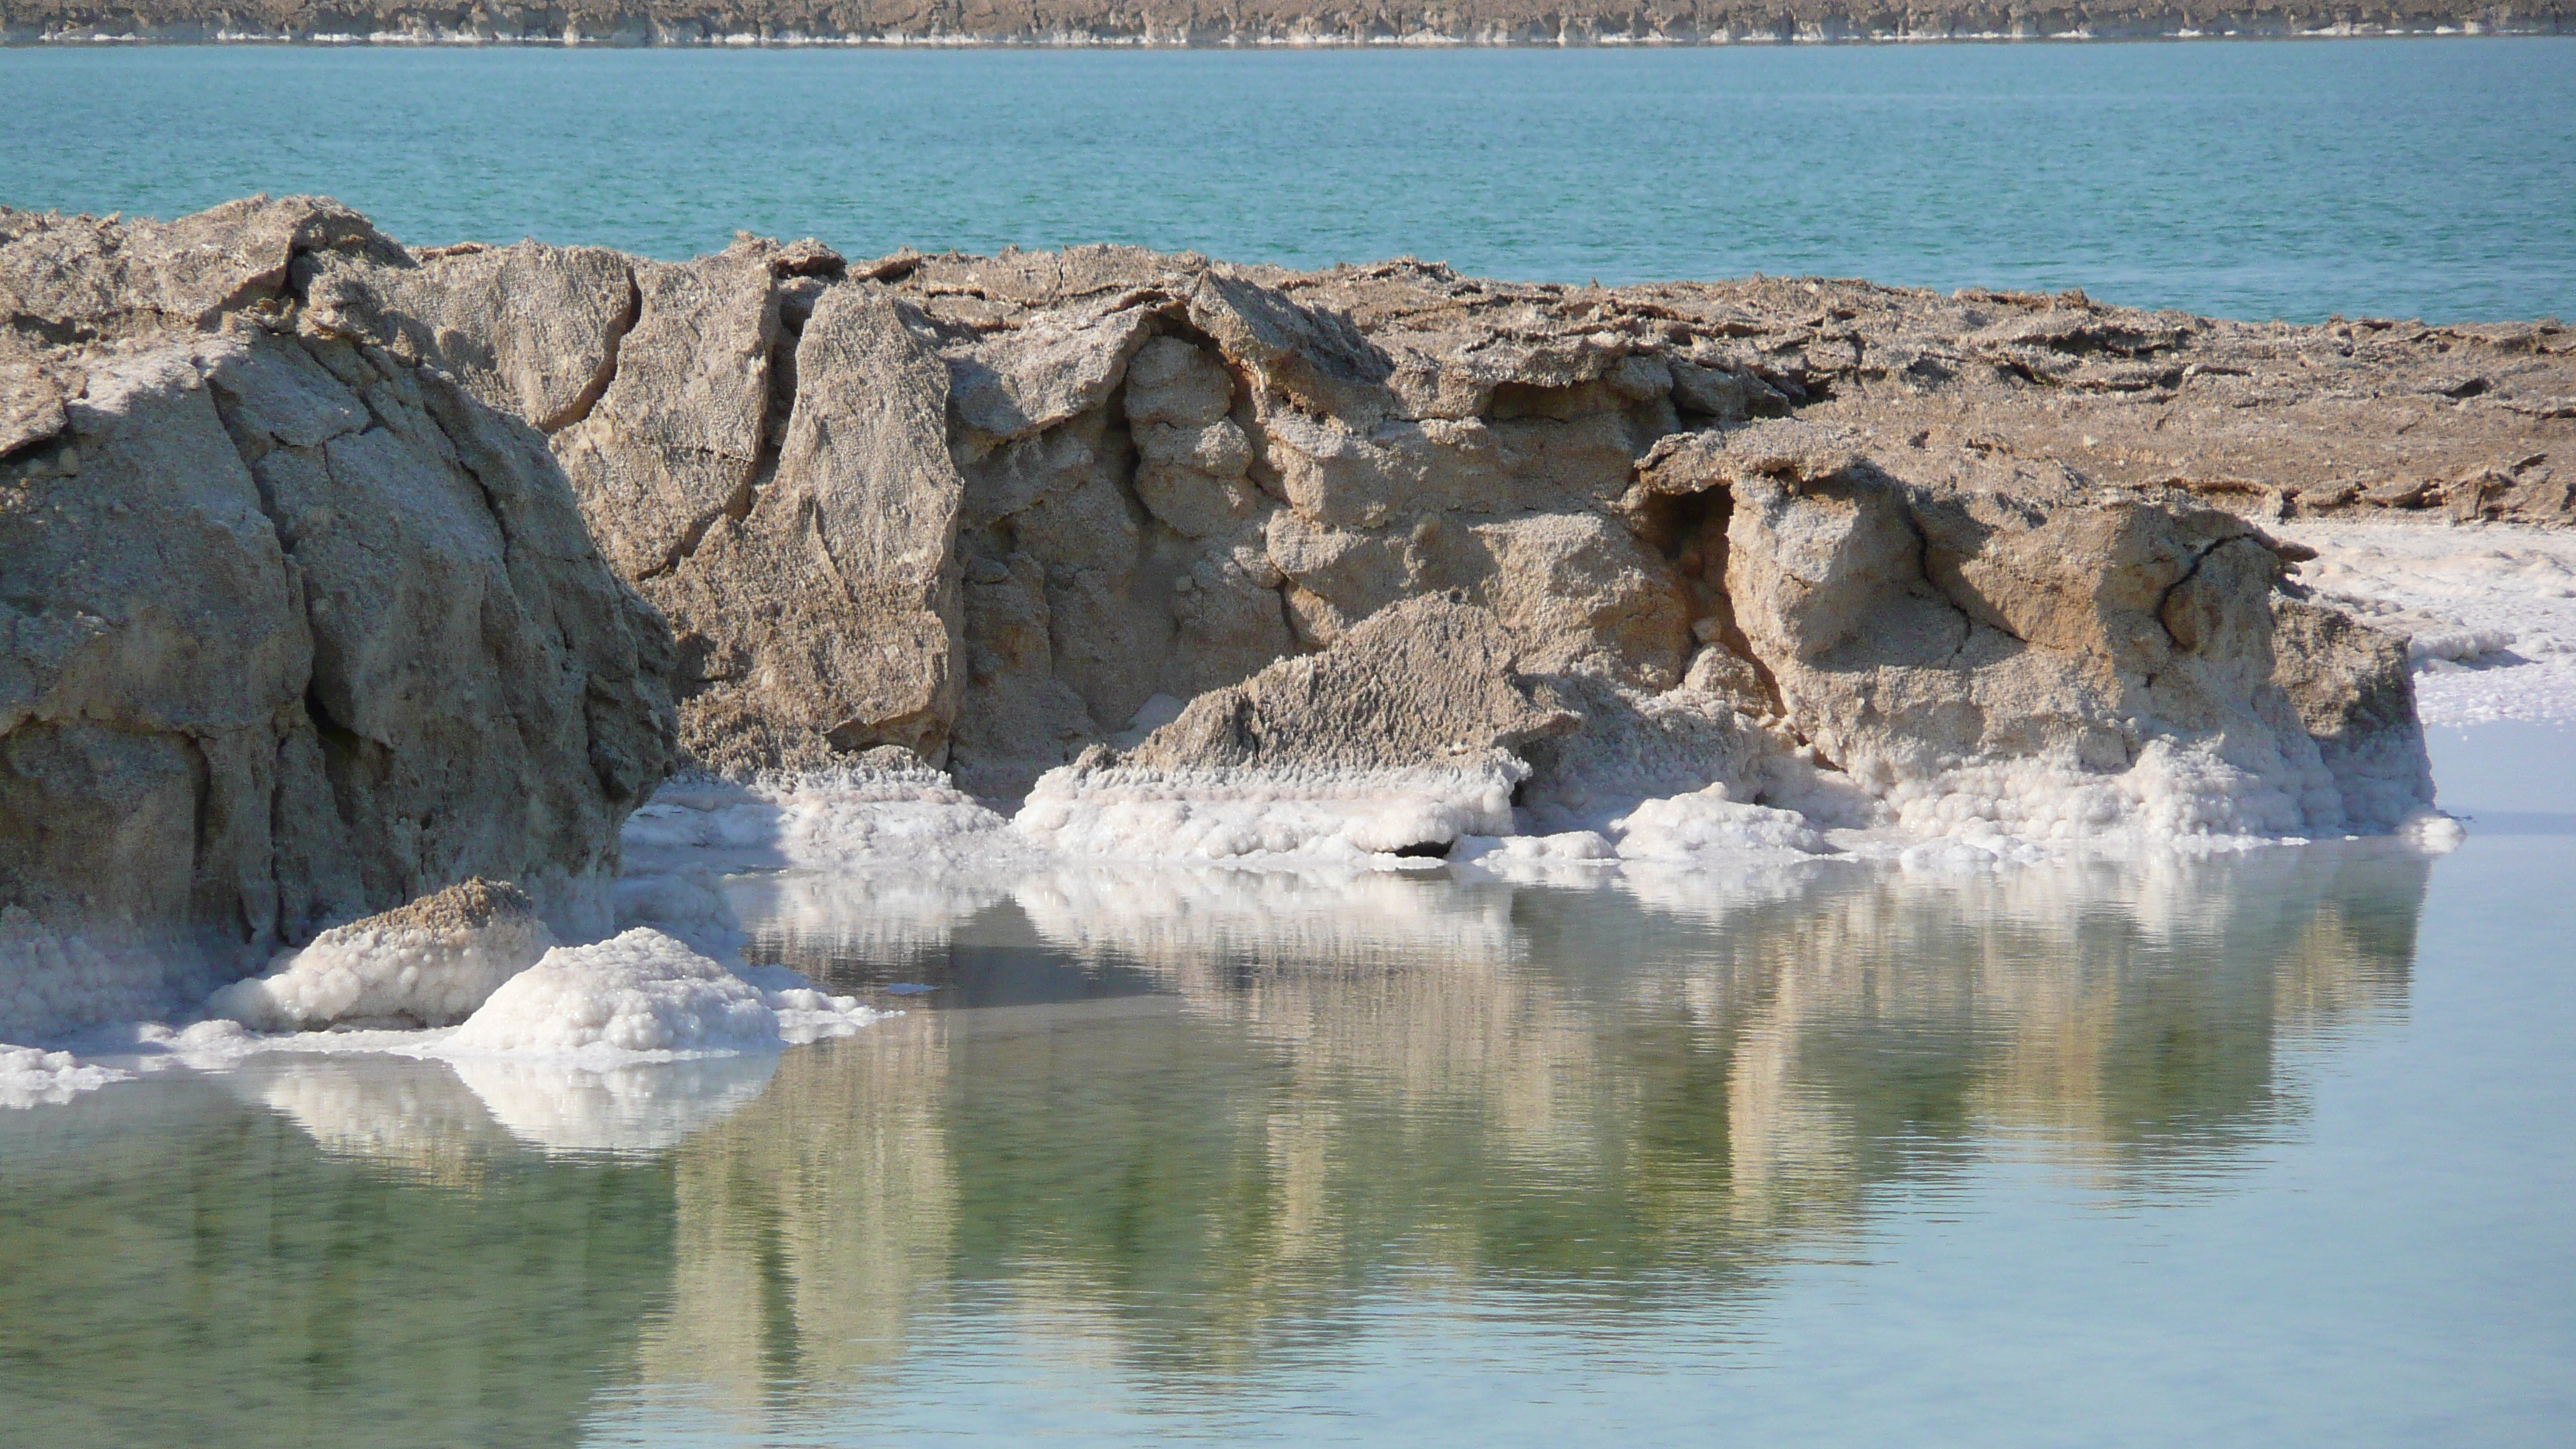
[8,194,2564,1026]
[4,0,2564,44]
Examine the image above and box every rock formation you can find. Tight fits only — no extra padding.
[2,198,678,1036]
[2,0,2564,45]
[10,191,2546,1009]
[276,202,2545,850]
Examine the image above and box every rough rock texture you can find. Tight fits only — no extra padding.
[1,197,678,1005]
[2,0,2563,44]
[1129,594,1577,771]
[173,198,2523,837]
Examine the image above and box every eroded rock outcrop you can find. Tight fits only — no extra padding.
[269,201,2506,850]
[18,197,2506,896]
[2,197,677,1035]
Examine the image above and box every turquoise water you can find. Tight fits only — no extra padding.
[2,728,2573,1447]
[2,39,2572,321]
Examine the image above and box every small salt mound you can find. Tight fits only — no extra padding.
[2410,625,2521,668]
[1015,752,1524,863]
[1877,736,2333,846]
[201,879,556,1031]
[1609,785,1830,860]
[444,929,780,1057]
[1,1043,130,1109]
[443,929,883,1060]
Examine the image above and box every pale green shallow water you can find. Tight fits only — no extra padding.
[2,39,2574,321]
[2,728,2571,1447]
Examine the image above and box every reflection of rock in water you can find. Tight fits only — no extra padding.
[0,1075,677,1449]
[634,1011,955,1422]
[671,847,2428,1399]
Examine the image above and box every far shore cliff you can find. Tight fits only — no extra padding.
[2,0,2565,45]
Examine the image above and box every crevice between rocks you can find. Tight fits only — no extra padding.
[539,264,643,434]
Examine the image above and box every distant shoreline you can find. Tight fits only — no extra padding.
[5,8,2566,50]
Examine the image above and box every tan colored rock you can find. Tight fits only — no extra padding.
[0,195,402,343]
[553,248,779,580]
[87,200,2461,841]
[649,286,966,771]
[300,238,638,430]
[1129,594,1576,772]
[1,323,676,1030]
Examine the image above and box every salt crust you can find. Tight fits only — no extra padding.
[621,765,1014,876]
[0,906,230,1044]
[0,1043,131,1109]
[2280,519,2576,727]
[1014,753,1525,863]
[200,906,557,1032]
[33,522,2566,1084]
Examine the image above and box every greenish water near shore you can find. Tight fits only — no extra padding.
[5,808,2571,1446]
[2,39,2572,321]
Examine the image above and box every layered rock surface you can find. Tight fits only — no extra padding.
[3,0,2563,44]
[273,202,2521,848]
[2,197,677,1034]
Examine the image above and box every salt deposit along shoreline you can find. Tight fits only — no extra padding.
[7,197,2571,1072]
[3,0,2566,47]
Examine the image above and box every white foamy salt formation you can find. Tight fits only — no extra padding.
[1872,735,2333,849]
[2280,520,2576,726]
[622,764,1015,876]
[0,907,229,1043]
[1449,831,1624,885]
[200,880,556,1032]
[1014,752,1523,864]
[443,929,881,1060]
[445,1053,781,1156]
[0,1043,132,1108]
[1608,784,1831,860]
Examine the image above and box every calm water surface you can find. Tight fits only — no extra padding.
[2,728,2571,1446]
[2,40,2573,320]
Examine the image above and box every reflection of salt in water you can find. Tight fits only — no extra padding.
[234,1049,784,1163]
[447,1053,781,1157]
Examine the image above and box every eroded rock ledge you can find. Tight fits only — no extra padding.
[115,199,2544,829]
[9,196,2557,983]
